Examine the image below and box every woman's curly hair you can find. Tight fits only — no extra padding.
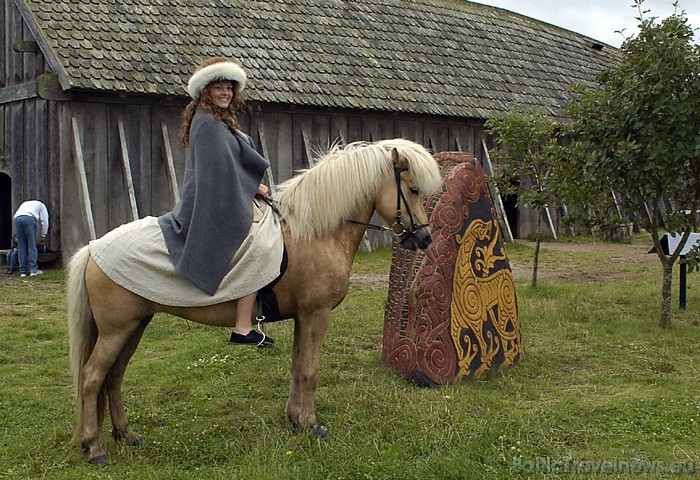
[179,86,245,148]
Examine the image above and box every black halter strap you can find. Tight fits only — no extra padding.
[348,165,429,237]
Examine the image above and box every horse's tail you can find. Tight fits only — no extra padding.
[66,246,105,443]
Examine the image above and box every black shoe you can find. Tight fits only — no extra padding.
[229,329,274,347]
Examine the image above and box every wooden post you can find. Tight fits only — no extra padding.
[301,127,314,167]
[679,260,687,309]
[71,117,96,240]
[543,206,558,241]
[657,233,699,309]
[337,129,347,145]
[161,121,180,203]
[480,138,514,243]
[118,119,139,221]
[256,123,276,194]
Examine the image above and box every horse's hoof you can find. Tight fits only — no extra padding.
[313,425,330,442]
[112,428,144,446]
[124,433,144,447]
[120,431,144,447]
[88,454,109,466]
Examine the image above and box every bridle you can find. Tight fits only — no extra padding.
[348,165,430,241]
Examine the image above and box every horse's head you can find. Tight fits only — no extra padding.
[374,143,442,251]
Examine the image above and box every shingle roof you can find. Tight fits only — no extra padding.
[18,0,617,119]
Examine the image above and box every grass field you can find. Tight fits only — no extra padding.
[0,239,698,479]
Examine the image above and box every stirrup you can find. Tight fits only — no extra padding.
[255,315,267,347]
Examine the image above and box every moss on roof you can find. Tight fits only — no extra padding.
[18,0,618,118]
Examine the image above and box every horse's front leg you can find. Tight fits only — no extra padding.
[286,308,331,436]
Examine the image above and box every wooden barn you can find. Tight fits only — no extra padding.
[1,0,618,259]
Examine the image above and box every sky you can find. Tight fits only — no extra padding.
[470,0,700,47]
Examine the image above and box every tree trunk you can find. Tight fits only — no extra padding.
[531,236,540,288]
[660,261,673,329]
[531,212,543,288]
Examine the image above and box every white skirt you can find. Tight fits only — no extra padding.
[89,206,284,307]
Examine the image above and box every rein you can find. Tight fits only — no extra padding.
[348,165,429,238]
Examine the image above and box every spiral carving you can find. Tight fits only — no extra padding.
[383,152,523,386]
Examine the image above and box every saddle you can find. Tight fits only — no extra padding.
[254,196,288,323]
[257,244,288,323]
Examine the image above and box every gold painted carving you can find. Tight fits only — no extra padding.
[450,218,522,380]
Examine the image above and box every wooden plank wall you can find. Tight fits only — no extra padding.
[152,106,187,215]
[1,0,57,249]
[11,95,61,251]
[60,101,186,256]
[57,100,485,256]
[242,105,485,184]
[239,105,485,250]
[2,0,500,256]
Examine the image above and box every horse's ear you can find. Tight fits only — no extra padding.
[391,148,400,165]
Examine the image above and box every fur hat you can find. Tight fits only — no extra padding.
[186,57,247,99]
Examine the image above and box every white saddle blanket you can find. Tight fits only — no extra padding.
[89,205,284,307]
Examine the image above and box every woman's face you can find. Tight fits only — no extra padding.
[208,81,235,109]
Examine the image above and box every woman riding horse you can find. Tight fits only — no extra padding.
[160,56,276,346]
[67,99,442,465]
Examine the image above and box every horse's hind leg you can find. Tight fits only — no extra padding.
[79,330,140,465]
[107,316,152,447]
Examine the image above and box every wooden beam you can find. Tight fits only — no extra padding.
[71,117,96,240]
[301,126,314,167]
[13,40,39,53]
[161,121,180,203]
[0,82,37,103]
[359,227,373,253]
[118,119,139,221]
[560,204,575,235]
[256,123,276,194]
[12,0,72,90]
[480,137,514,243]
[36,74,70,101]
[543,205,558,241]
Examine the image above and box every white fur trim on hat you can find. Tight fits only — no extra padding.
[186,62,247,99]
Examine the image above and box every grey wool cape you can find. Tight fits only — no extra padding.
[158,109,270,295]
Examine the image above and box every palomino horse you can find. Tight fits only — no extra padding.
[67,138,442,465]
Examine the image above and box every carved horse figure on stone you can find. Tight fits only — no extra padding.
[450,218,519,380]
[66,138,442,465]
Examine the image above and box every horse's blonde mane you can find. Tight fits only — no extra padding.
[275,139,441,242]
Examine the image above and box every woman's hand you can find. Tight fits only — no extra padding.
[256,183,270,198]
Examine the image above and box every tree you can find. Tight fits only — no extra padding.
[485,110,564,287]
[564,0,700,328]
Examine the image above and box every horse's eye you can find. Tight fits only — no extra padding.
[409,187,420,195]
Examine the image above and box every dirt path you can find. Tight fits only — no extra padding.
[351,241,659,288]
[1,241,658,287]
[508,241,657,282]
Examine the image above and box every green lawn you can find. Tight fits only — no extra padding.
[0,240,698,479]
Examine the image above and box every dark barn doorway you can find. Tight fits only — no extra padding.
[0,173,11,248]
[503,192,519,239]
